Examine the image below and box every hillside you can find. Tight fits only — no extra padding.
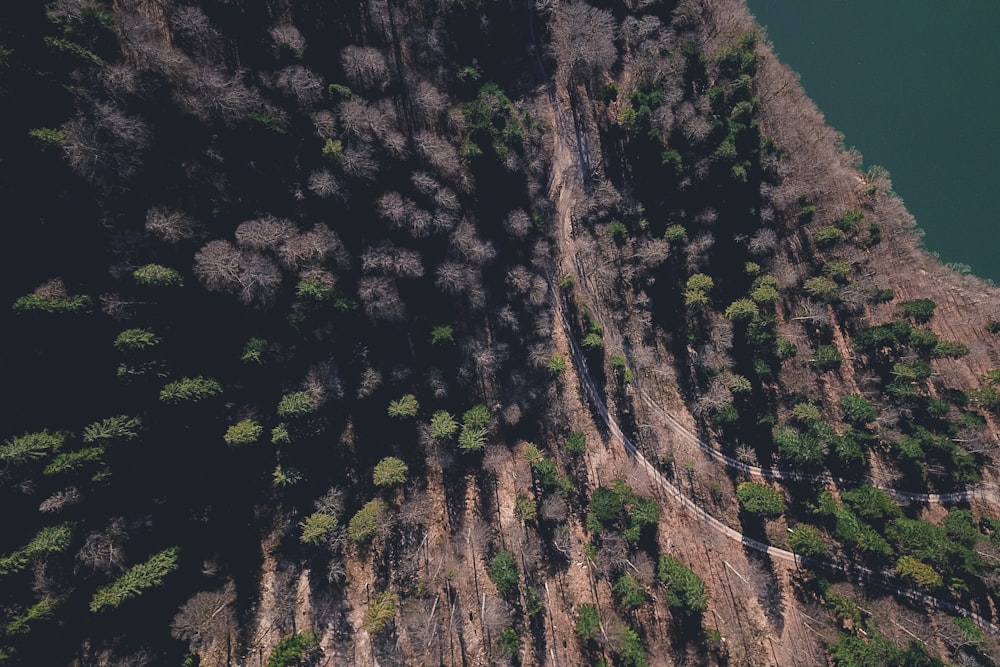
[2,1,1000,665]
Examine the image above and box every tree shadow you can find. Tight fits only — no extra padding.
[745,548,787,637]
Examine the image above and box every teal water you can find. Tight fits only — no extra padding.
[746,1,1000,282]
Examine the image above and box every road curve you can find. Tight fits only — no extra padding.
[555,293,1000,634]
[633,388,995,506]
[540,82,999,638]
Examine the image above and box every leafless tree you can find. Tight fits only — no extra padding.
[175,66,263,125]
[76,517,128,575]
[39,486,82,513]
[338,144,379,180]
[480,593,512,637]
[171,582,237,660]
[307,169,344,199]
[551,2,617,87]
[100,63,143,100]
[63,101,150,184]
[193,240,283,307]
[735,444,758,466]
[32,278,70,301]
[377,192,409,227]
[145,207,201,244]
[399,596,445,656]
[410,171,440,197]
[631,237,671,276]
[685,231,715,272]
[362,244,424,278]
[676,100,712,145]
[506,265,535,296]
[435,261,477,297]
[414,131,465,185]
[463,341,500,378]
[401,207,435,239]
[432,211,458,235]
[270,23,306,57]
[234,216,296,252]
[46,0,102,27]
[695,376,733,417]
[504,209,532,240]
[305,360,343,404]
[278,224,347,271]
[168,5,218,48]
[76,645,155,667]
[312,110,337,139]
[748,227,779,256]
[594,533,630,580]
[502,401,523,427]
[340,45,391,91]
[451,222,496,265]
[337,98,375,138]
[357,367,382,399]
[272,66,324,106]
[412,79,448,127]
[425,369,448,400]
[358,276,405,322]
[792,299,833,331]
[496,306,518,334]
[314,486,345,516]
[539,494,567,523]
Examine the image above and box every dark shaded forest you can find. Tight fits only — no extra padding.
[3,0,1000,665]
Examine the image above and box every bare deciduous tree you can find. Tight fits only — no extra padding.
[748,227,778,256]
[63,101,150,184]
[426,369,448,400]
[46,0,102,27]
[168,6,218,48]
[269,23,306,56]
[435,261,476,296]
[362,244,424,278]
[551,2,618,87]
[338,144,379,180]
[175,66,263,125]
[272,65,324,106]
[100,64,143,100]
[234,216,296,252]
[171,582,237,661]
[358,276,405,322]
[146,207,201,243]
[451,222,496,266]
[307,169,344,199]
[506,265,535,296]
[76,517,128,575]
[539,494,567,523]
[504,209,532,240]
[193,240,283,307]
[39,486,82,513]
[340,45,391,91]
[312,110,337,139]
[358,367,382,399]
[278,224,348,271]
[412,80,448,127]
[414,131,465,185]
[306,360,343,404]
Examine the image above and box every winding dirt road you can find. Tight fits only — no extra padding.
[539,71,999,634]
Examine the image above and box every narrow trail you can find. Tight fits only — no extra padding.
[633,388,998,506]
[539,71,999,635]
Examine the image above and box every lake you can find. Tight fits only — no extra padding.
[746,1,1000,282]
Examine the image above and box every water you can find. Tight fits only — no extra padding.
[746,1,1000,282]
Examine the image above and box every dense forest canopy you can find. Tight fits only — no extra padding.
[2,0,1000,665]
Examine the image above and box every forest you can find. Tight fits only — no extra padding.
[3,0,1000,665]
